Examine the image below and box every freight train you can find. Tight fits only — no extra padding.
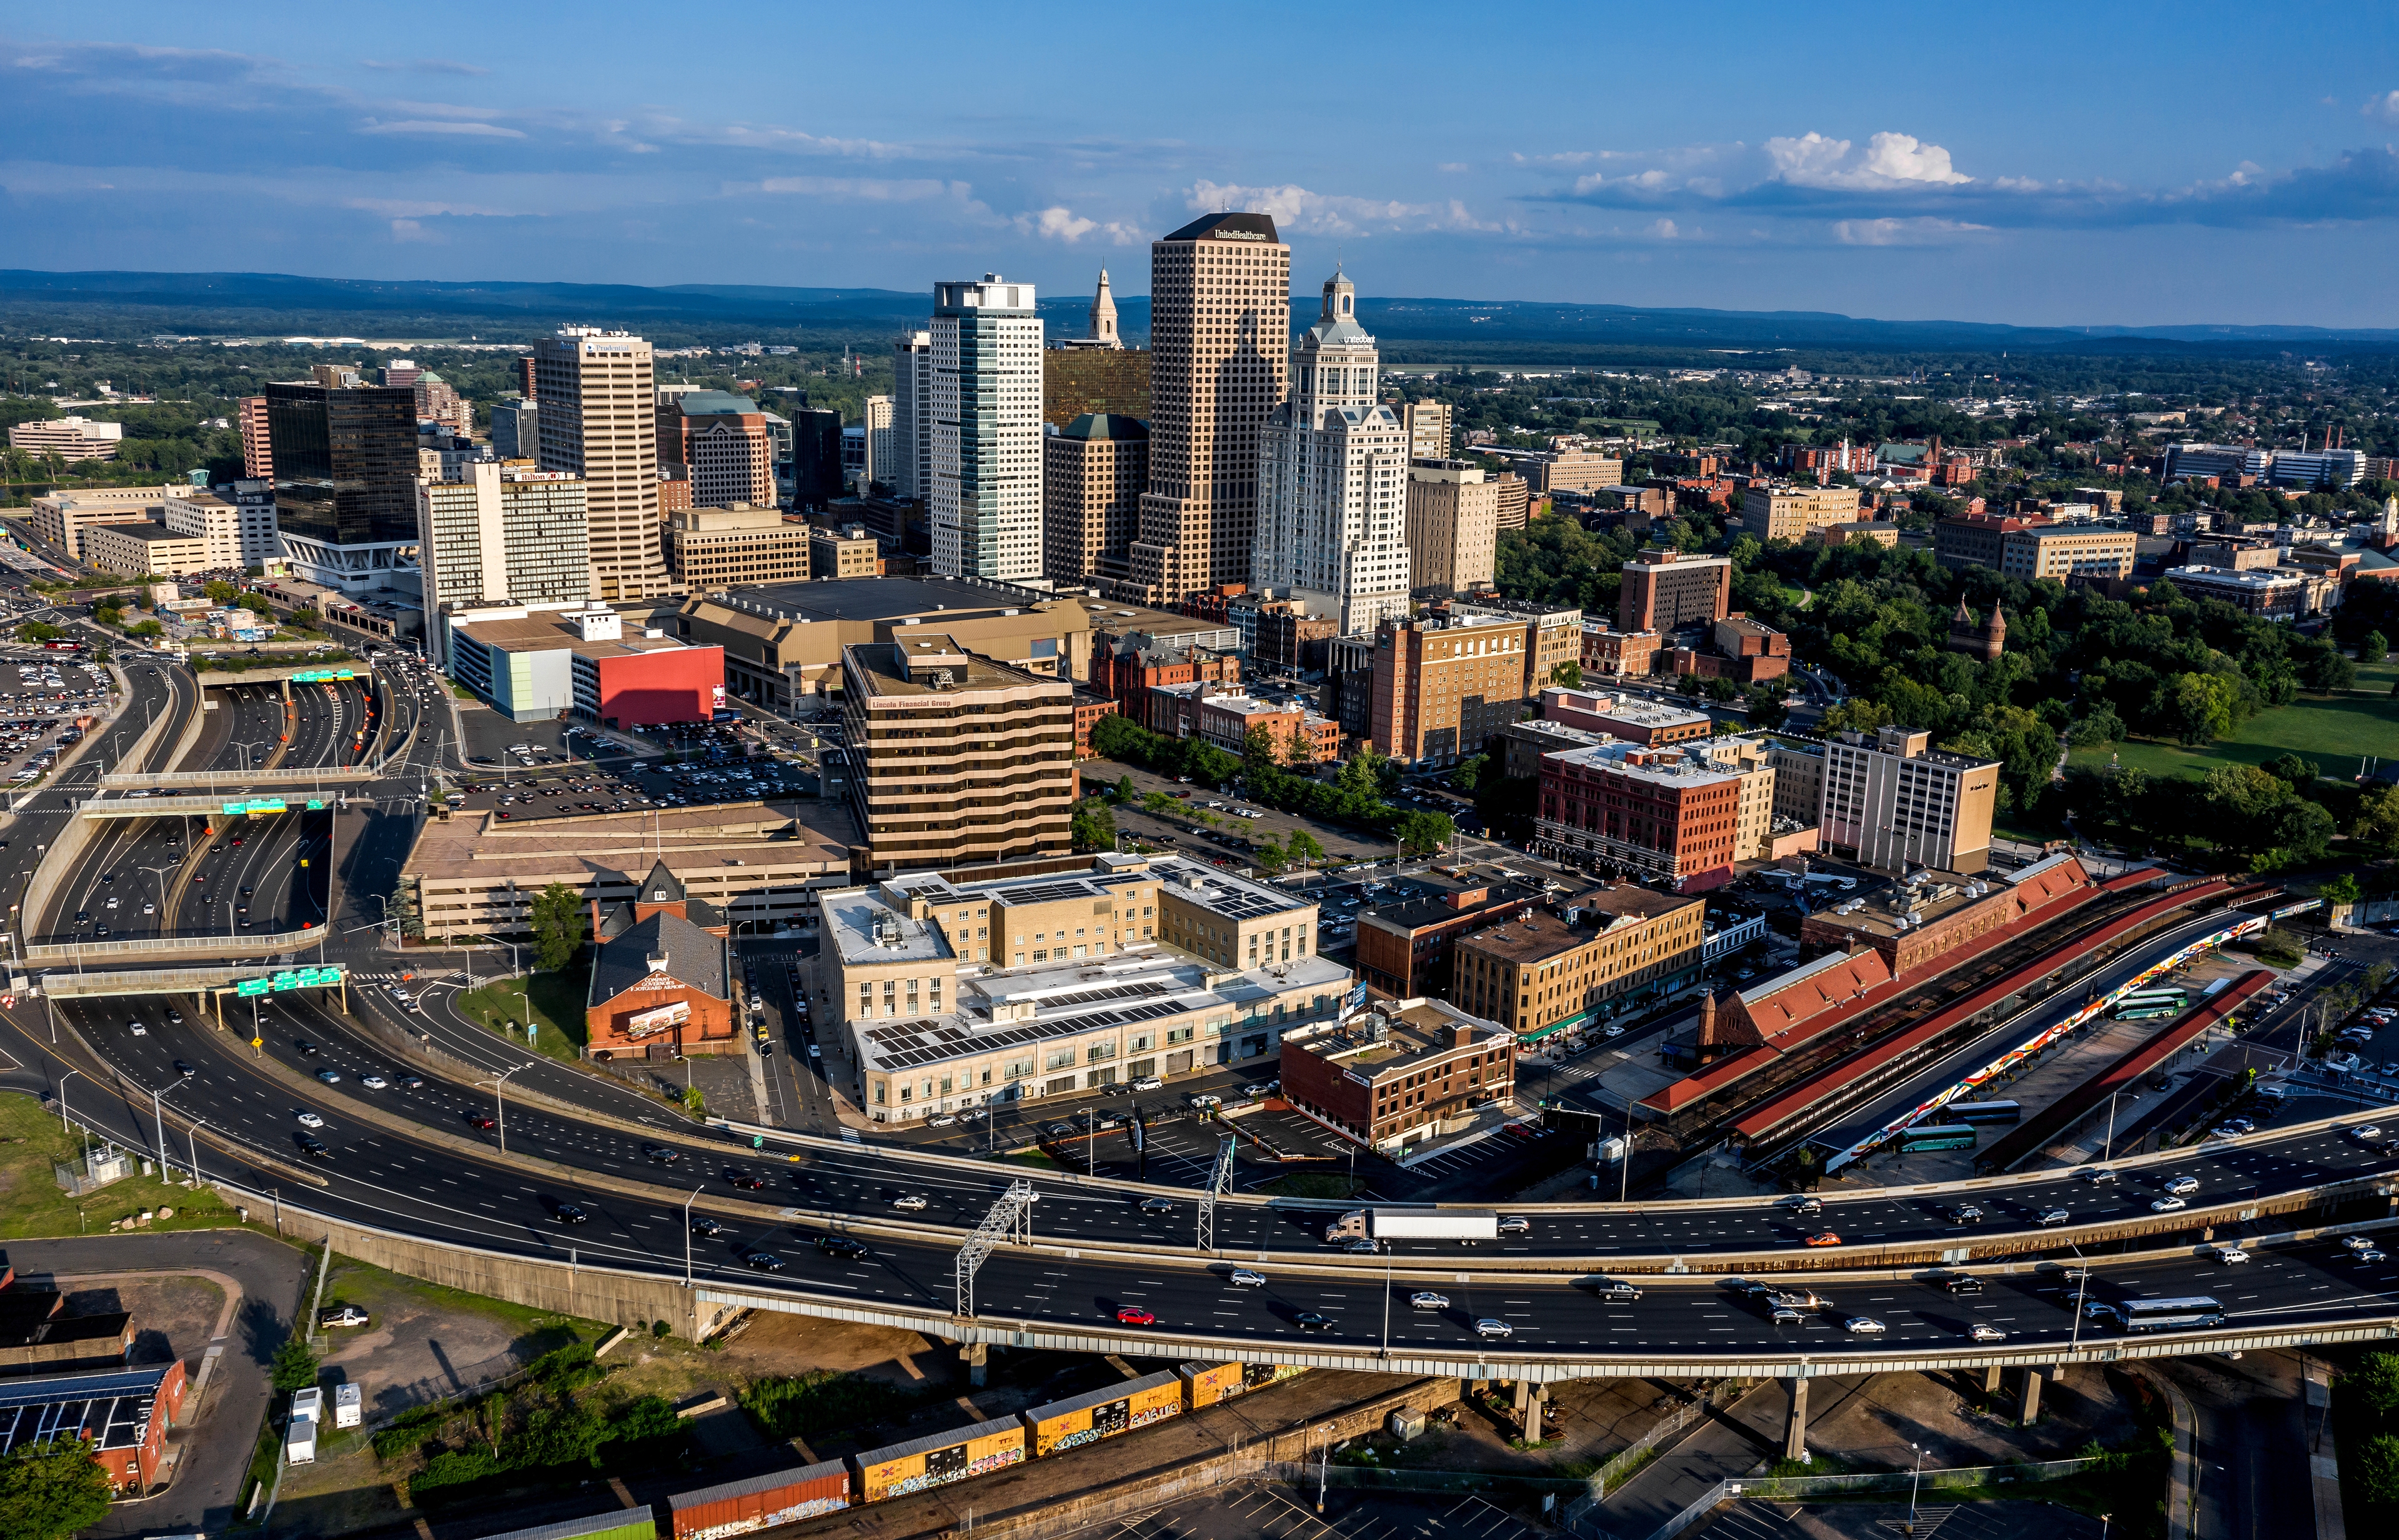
[477,1361,1311,1540]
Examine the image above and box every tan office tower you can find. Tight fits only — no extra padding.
[534,326,669,601]
[1403,400,1453,459]
[1123,212,1290,607]
[1404,459,1498,595]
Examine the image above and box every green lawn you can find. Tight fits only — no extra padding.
[0,1091,244,1239]
[455,960,590,1066]
[2069,658,2399,780]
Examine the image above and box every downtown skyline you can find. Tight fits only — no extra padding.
[1,4,2397,328]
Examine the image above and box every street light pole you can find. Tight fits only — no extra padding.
[683,1187,702,1287]
[484,1063,523,1156]
[57,1066,80,1135]
[1909,1443,1923,1524]
[188,1119,204,1186]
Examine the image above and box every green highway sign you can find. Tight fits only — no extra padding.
[289,668,360,683]
[305,798,325,810]
[235,978,269,996]
[219,798,291,816]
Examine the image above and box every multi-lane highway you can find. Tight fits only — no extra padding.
[37,957,2399,1269]
[19,984,2399,1371]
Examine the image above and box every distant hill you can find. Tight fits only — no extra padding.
[4,269,2395,357]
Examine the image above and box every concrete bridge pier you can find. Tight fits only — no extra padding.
[959,1341,988,1388]
[1782,1374,1809,1463]
[1983,1363,2001,1394]
[2019,1364,2049,1423]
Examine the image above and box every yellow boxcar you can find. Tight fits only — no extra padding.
[1180,1361,1306,1408]
[1023,1371,1183,1457]
[849,1416,1025,1504]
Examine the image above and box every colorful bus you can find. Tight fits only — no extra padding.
[2113,989,2188,1020]
[2102,1295,2226,1333]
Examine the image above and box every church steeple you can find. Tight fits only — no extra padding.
[1088,267,1120,349]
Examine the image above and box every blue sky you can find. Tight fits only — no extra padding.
[4,3,2398,327]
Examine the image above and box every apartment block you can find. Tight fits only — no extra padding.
[1579,623,1663,680]
[1453,885,1706,1040]
[86,522,210,578]
[1405,459,1499,595]
[7,415,122,462]
[1934,512,2049,570]
[665,505,810,591]
[162,487,278,570]
[1617,547,1731,632]
[1366,615,1516,767]
[1528,449,1622,495]
[237,395,272,477]
[2164,564,2331,618]
[931,276,1045,582]
[1402,399,1453,459]
[810,524,882,580]
[1765,737,1826,827]
[1741,482,1860,542]
[1539,685,1711,745]
[861,395,895,489]
[534,327,669,601]
[1043,413,1148,589]
[1820,725,2000,874]
[27,485,171,559]
[840,633,1076,870]
[892,330,933,501]
[1353,874,1546,998]
[415,462,591,655]
[1150,683,1340,762]
[1533,735,1778,888]
[656,390,776,511]
[1125,212,1291,605]
[1997,526,2137,581]
[1279,998,1515,1156]
[1492,471,1530,530]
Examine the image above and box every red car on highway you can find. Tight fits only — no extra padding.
[467,1115,497,1130]
[1114,1306,1156,1326]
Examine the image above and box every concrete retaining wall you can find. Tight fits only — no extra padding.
[252,1193,742,1341]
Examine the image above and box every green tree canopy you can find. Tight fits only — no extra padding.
[527,880,588,973]
[0,1442,112,1540]
[270,1334,318,1393]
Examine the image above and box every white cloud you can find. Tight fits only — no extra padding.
[1013,206,1144,244]
[1767,131,1970,189]
[389,218,437,242]
[754,176,961,201]
[2367,90,2399,124]
[1833,216,1990,246]
[362,59,490,77]
[1186,179,1493,235]
[359,119,525,139]
[1651,217,1679,239]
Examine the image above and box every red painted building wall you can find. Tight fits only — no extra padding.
[581,644,723,727]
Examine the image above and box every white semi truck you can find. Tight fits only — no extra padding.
[1323,1208,1499,1244]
